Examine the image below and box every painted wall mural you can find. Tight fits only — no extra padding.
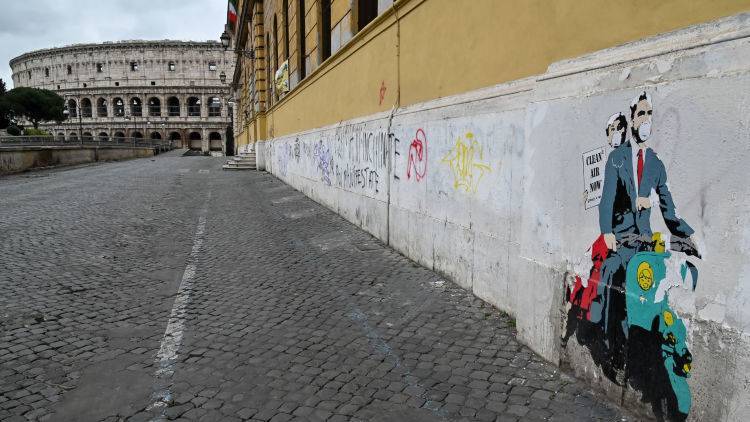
[563,92,702,422]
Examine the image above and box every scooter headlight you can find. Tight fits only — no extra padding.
[637,262,654,290]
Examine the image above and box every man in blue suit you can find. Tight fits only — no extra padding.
[591,92,695,343]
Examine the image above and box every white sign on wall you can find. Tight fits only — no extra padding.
[582,146,606,209]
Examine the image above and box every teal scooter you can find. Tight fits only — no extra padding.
[623,233,699,419]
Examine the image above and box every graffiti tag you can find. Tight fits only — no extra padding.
[406,129,427,182]
[441,132,491,193]
[313,140,333,186]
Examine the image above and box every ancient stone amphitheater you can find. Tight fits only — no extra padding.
[9,40,234,153]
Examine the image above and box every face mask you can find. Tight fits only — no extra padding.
[637,121,651,143]
[611,131,623,148]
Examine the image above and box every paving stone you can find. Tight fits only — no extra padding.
[0,154,633,421]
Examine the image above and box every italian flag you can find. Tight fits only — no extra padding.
[228,0,238,29]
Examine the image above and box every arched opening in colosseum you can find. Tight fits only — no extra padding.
[208,97,222,117]
[132,131,143,139]
[113,131,126,140]
[209,132,223,151]
[148,97,161,117]
[67,99,77,117]
[113,98,125,117]
[169,132,183,148]
[69,132,78,141]
[97,98,108,117]
[150,132,162,140]
[81,98,92,118]
[167,97,180,117]
[187,97,201,117]
[57,133,65,141]
[82,132,93,142]
[189,132,202,150]
[131,98,143,116]
[98,132,109,142]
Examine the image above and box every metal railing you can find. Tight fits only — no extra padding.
[0,135,173,150]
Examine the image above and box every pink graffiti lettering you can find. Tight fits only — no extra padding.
[406,129,427,181]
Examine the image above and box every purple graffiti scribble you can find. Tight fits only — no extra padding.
[314,141,332,186]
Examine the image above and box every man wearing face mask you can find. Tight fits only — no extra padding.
[591,92,696,348]
[605,112,628,149]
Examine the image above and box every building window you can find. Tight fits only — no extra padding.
[97,98,108,117]
[208,61,217,71]
[273,14,279,75]
[266,33,272,106]
[357,0,378,31]
[96,63,103,73]
[67,65,72,75]
[130,97,142,116]
[27,71,31,79]
[208,97,222,117]
[130,62,138,71]
[151,81,156,86]
[283,0,290,61]
[67,99,78,117]
[168,61,176,71]
[113,98,125,117]
[187,97,201,116]
[298,0,306,80]
[167,97,180,117]
[45,68,49,77]
[148,97,161,117]
[83,83,87,88]
[320,0,331,61]
[115,82,119,86]
[80,98,92,117]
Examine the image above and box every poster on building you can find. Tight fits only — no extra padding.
[582,146,606,209]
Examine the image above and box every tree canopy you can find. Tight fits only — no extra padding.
[0,79,9,129]
[0,87,65,129]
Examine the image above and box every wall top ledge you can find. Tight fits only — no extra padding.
[542,12,750,81]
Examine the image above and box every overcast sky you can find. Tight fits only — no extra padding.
[0,0,227,88]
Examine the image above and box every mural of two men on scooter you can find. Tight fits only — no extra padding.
[563,92,702,421]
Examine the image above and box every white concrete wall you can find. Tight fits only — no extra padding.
[264,115,392,240]
[262,13,750,421]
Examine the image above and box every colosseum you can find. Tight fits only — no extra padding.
[9,40,235,154]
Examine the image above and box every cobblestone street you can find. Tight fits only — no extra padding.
[0,153,632,422]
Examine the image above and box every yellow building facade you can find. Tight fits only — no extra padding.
[229,0,750,149]
[225,2,750,420]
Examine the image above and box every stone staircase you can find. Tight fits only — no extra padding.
[222,151,257,170]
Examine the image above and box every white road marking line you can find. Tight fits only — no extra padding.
[147,214,207,415]
[198,169,209,174]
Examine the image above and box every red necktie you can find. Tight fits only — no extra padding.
[637,149,644,188]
